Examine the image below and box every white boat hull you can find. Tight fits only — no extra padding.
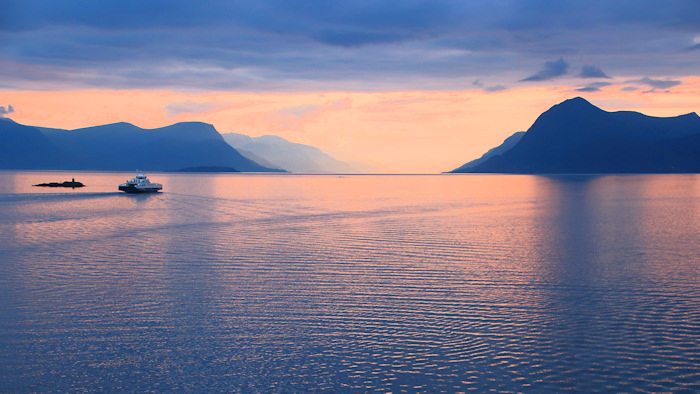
[118,184,162,193]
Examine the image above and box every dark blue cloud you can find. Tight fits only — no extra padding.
[575,82,613,92]
[313,29,407,47]
[520,58,569,82]
[0,104,15,117]
[483,85,508,93]
[0,1,698,91]
[576,86,602,93]
[580,65,611,78]
[629,77,682,90]
[473,79,508,92]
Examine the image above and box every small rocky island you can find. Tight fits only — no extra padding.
[34,178,84,188]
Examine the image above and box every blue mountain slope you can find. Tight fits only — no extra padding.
[451,97,700,174]
[3,120,282,172]
[0,118,70,169]
[451,131,525,172]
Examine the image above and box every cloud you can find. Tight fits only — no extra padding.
[483,85,507,92]
[520,58,569,82]
[279,99,351,118]
[628,77,682,91]
[473,79,506,92]
[1,1,699,91]
[580,65,611,78]
[278,104,324,118]
[574,82,607,92]
[271,99,352,131]
[685,36,700,50]
[165,100,226,118]
[313,29,406,47]
[0,104,14,117]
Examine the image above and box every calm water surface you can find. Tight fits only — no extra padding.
[0,171,698,392]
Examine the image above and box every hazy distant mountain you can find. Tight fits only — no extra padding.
[451,97,700,174]
[221,132,373,173]
[0,120,283,172]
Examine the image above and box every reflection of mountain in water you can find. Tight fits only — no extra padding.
[451,97,700,173]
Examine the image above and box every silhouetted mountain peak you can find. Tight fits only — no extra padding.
[0,119,281,172]
[678,112,700,119]
[451,97,700,174]
[517,97,610,150]
[165,121,217,130]
[556,96,598,109]
[72,122,143,137]
[536,97,605,123]
[88,121,138,128]
[155,122,221,141]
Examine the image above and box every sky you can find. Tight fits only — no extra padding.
[1,0,699,173]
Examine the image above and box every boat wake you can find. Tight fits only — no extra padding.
[0,192,123,203]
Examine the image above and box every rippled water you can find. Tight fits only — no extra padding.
[0,171,698,392]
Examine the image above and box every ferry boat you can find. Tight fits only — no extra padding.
[118,173,162,193]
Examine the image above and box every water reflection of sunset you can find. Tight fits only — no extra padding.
[1,172,699,391]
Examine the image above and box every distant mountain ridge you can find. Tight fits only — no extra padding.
[451,97,700,174]
[0,119,282,172]
[221,132,373,173]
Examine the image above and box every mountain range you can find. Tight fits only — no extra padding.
[0,118,368,173]
[4,97,699,174]
[221,132,373,173]
[451,97,700,174]
[0,119,284,172]
[0,118,347,173]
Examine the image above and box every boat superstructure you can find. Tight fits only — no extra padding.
[118,173,162,193]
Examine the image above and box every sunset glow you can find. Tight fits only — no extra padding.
[2,1,700,172]
[3,2,700,391]
[4,78,700,172]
